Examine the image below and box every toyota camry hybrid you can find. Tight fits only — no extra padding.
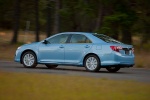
[15,32,135,72]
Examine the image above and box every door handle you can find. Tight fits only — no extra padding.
[59,45,64,48]
[85,45,90,48]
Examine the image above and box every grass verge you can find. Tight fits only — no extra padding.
[0,71,150,100]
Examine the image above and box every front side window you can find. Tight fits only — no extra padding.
[70,34,92,43]
[48,34,69,44]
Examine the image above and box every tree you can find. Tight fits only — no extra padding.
[46,0,52,37]
[53,0,60,34]
[99,0,137,44]
[95,4,105,31]
[0,0,14,29]
[11,0,21,44]
[133,0,150,44]
[35,0,40,41]
[116,0,137,44]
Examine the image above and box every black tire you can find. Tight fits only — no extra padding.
[45,64,58,69]
[106,67,120,73]
[22,51,37,68]
[84,55,100,72]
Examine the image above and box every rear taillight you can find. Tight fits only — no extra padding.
[110,46,122,52]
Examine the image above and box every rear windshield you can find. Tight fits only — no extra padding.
[93,34,122,44]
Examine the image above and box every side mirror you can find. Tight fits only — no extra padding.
[43,40,48,44]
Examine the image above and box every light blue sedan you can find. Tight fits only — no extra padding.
[15,32,134,72]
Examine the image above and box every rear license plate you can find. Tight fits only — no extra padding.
[125,50,129,55]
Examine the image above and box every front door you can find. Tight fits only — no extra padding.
[38,34,70,64]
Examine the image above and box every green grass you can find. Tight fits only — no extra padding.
[0,71,150,100]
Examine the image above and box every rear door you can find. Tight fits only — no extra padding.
[65,34,92,64]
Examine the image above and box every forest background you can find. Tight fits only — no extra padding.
[0,0,150,68]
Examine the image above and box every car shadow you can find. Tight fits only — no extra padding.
[16,66,129,74]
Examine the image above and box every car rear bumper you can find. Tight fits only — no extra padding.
[100,52,135,67]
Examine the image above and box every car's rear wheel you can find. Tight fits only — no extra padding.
[106,67,120,73]
[45,64,58,69]
[22,51,37,68]
[84,55,100,72]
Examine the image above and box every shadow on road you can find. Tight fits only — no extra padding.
[16,66,128,74]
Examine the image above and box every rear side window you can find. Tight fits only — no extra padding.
[94,34,122,44]
[70,34,92,43]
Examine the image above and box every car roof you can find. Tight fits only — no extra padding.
[59,32,92,35]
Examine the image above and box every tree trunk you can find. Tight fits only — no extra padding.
[141,21,150,44]
[35,0,39,42]
[53,0,60,34]
[111,23,119,40]
[46,1,52,37]
[11,0,21,44]
[121,26,132,44]
[95,4,105,31]
[141,29,150,44]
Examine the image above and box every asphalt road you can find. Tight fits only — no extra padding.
[0,61,150,83]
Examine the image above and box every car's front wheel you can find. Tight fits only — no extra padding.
[106,67,120,73]
[84,55,100,72]
[22,51,37,68]
[45,64,58,69]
